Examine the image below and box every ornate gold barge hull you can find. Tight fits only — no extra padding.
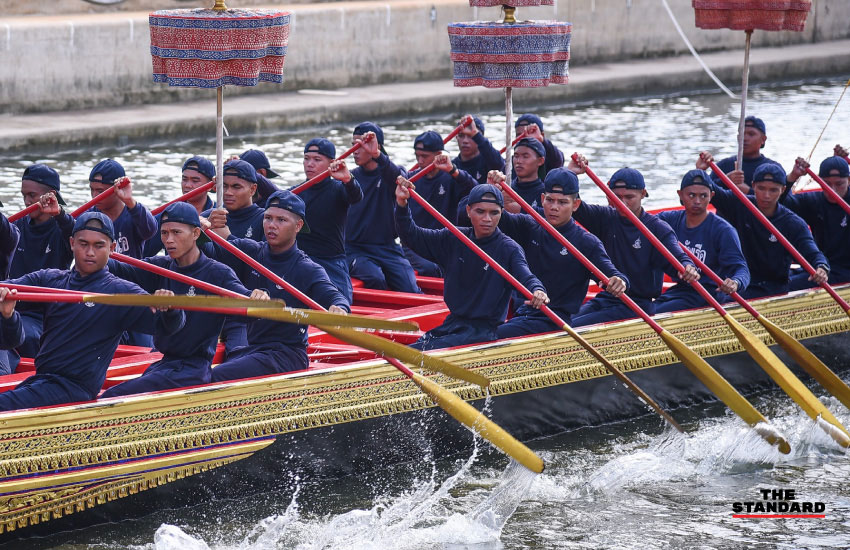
[0,285,847,536]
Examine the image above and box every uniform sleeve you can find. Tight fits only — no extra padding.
[106,258,162,292]
[507,243,545,295]
[375,153,408,199]
[709,186,741,222]
[55,209,76,241]
[713,220,750,291]
[711,157,736,184]
[0,215,19,279]
[780,191,818,222]
[571,201,610,236]
[651,218,694,272]
[395,204,450,265]
[0,311,24,350]
[583,234,630,291]
[789,217,829,272]
[128,202,158,241]
[309,264,350,312]
[451,168,477,196]
[497,211,535,248]
[543,139,565,173]
[473,133,506,174]
[254,173,280,205]
[343,177,364,205]
[208,236,262,278]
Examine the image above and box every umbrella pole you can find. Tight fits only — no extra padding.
[505,86,513,184]
[216,86,224,207]
[736,30,752,170]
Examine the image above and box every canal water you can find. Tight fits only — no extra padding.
[1,79,849,549]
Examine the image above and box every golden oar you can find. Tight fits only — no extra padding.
[580,156,849,448]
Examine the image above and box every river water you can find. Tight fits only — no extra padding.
[2,79,849,549]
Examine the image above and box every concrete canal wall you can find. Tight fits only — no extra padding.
[2,0,849,114]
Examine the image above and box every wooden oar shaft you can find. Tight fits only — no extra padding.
[0,283,86,295]
[151,180,217,216]
[708,159,850,313]
[804,167,850,217]
[289,141,364,195]
[71,177,131,217]
[110,252,245,299]
[406,116,474,171]
[1,292,91,304]
[7,203,41,223]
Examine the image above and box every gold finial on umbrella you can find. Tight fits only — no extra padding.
[212,0,228,11]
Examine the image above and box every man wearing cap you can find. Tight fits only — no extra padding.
[3,164,76,369]
[515,114,564,178]
[207,191,349,382]
[0,213,184,410]
[143,156,216,257]
[453,115,505,185]
[395,180,548,350]
[240,149,282,205]
[296,138,363,303]
[782,155,850,288]
[345,123,420,293]
[655,170,750,313]
[510,138,547,209]
[568,160,699,325]
[490,169,629,338]
[710,116,783,193]
[700,152,829,298]
[102,202,250,398]
[88,159,157,259]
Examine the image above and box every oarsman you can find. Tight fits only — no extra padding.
[7,164,75,367]
[492,169,629,338]
[655,169,750,313]
[345,123,420,293]
[295,138,363,303]
[396,130,477,277]
[510,138,547,208]
[0,209,20,375]
[88,159,158,259]
[395,180,548,350]
[208,191,349,382]
[143,155,216,257]
[0,213,184,410]
[709,116,782,193]
[568,161,699,326]
[239,148,281,205]
[701,152,829,298]
[782,155,850,288]
[453,115,505,185]
[515,114,564,177]
[101,203,250,398]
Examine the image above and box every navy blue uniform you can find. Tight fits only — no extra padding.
[453,133,505,185]
[512,178,545,210]
[655,210,750,312]
[496,213,628,338]
[712,187,828,298]
[782,189,850,288]
[571,203,694,326]
[296,177,363,303]
[209,238,349,381]
[541,139,564,178]
[0,268,183,410]
[346,154,419,293]
[92,203,157,259]
[143,196,214,257]
[101,253,249,398]
[254,173,280,205]
[395,204,544,350]
[0,215,20,374]
[712,154,782,189]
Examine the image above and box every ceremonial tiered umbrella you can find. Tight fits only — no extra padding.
[692,0,811,167]
[448,1,571,180]
[149,0,290,204]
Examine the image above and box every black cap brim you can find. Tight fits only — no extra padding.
[265,168,280,179]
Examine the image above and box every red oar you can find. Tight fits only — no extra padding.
[71,177,131,217]
[803,167,850,217]
[289,142,364,195]
[707,159,850,318]
[201,228,542,472]
[151,180,217,216]
[7,203,41,223]
[580,156,849,447]
[679,242,850,411]
[405,116,475,172]
[498,130,528,155]
[402,178,685,434]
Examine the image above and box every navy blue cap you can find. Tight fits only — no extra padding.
[745,116,766,135]
[160,202,201,229]
[467,184,504,208]
[89,159,125,185]
[22,163,66,205]
[819,156,850,178]
[472,117,485,136]
[265,190,310,233]
[223,159,258,184]
[516,114,544,134]
[515,137,545,158]
[752,163,787,185]
[544,168,579,195]
[353,122,384,146]
[72,212,114,241]
[182,156,215,180]
[240,149,279,178]
[680,169,714,191]
[304,138,336,160]
[609,168,646,191]
[414,131,444,153]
